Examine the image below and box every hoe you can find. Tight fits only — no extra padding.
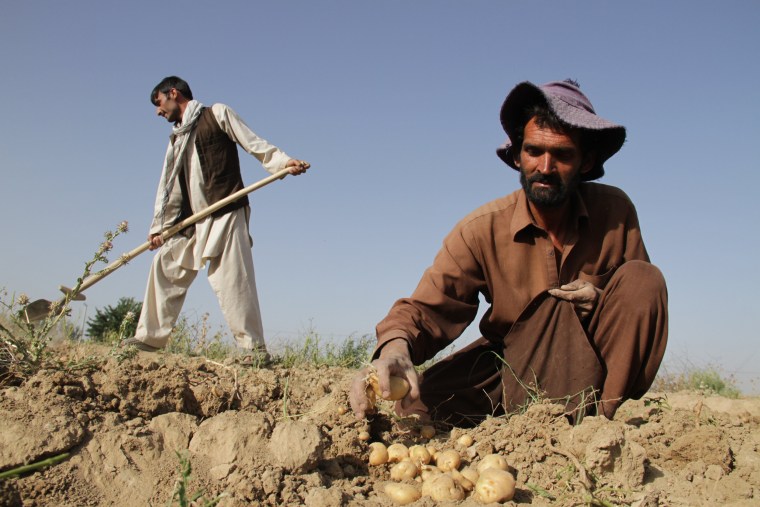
[23,168,292,322]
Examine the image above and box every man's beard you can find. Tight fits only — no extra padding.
[520,170,580,208]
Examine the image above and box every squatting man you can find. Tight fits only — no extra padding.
[124,76,309,358]
[350,79,668,425]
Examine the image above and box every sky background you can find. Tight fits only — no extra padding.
[2,2,758,392]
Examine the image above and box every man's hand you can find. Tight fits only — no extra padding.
[148,233,164,251]
[285,159,310,175]
[548,279,601,320]
[349,338,420,420]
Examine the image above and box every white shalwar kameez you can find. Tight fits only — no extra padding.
[134,103,291,350]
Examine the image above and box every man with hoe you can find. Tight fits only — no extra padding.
[351,79,668,425]
[124,76,309,358]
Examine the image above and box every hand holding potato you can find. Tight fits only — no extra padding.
[349,338,420,419]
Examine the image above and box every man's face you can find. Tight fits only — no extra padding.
[154,90,182,123]
[515,117,591,209]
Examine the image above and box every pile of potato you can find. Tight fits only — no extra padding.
[361,374,516,504]
[367,436,516,505]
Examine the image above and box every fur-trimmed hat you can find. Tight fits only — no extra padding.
[496,80,626,181]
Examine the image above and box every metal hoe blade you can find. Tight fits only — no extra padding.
[23,286,85,322]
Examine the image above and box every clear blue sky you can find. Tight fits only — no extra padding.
[2,2,758,392]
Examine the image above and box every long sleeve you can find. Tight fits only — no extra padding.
[376,222,486,364]
[211,103,291,174]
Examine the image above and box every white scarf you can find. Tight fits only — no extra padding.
[154,100,204,230]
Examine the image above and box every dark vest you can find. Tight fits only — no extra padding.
[177,107,249,224]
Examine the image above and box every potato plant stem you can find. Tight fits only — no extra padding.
[0,452,70,479]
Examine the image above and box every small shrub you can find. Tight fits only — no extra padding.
[0,221,129,384]
[276,326,373,368]
[87,297,142,343]
[652,362,741,398]
[166,313,235,361]
[688,367,741,398]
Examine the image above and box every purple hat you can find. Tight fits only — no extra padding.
[496,80,626,181]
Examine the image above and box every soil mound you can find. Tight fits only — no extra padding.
[1,350,759,506]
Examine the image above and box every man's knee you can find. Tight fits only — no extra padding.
[615,259,664,283]
[609,260,667,303]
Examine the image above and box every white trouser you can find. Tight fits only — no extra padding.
[133,220,265,351]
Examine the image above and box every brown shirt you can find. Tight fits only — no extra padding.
[376,182,650,365]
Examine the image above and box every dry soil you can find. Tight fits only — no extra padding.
[1,344,759,506]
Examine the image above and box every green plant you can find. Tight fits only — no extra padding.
[87,297,142,343]
[109,340,139,364]
[643,394,672,411]
[168,451,226,507]
[0,221,129,384]
[652,362,741,398]
[688,367,741,398]
[0,452,70,480]
[543,438,628,507]
[526,482,556,501]
[490,352,600,425]
[275,325,373,369]
[165,312,235,360]
[0,292,76,384]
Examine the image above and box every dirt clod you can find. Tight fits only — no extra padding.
[269,420,324,473]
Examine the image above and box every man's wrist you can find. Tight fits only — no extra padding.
[372,335,412,361]
[379,338,410,355]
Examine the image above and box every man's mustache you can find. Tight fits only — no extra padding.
[527,173,562,186]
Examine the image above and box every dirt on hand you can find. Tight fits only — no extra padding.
[1,345,759,506]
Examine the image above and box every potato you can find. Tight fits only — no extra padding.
[390,460,419,481]
[474,468,516,503]
[450,468,475,492]
[364,385,377,408]
[435,449,461,472]
[419,464,441,483]
[420,425,436,439]
[358,430,371,441]
[420,472,440,497]
[368,442,389,466]
[384,482,421,505]
[476,453,509,474]
[408,445,432,466]
[424,473,465,501]
[387,443,410,463]
[457,434,474,447]
[367,373,410,401]
[460,466,479,485]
